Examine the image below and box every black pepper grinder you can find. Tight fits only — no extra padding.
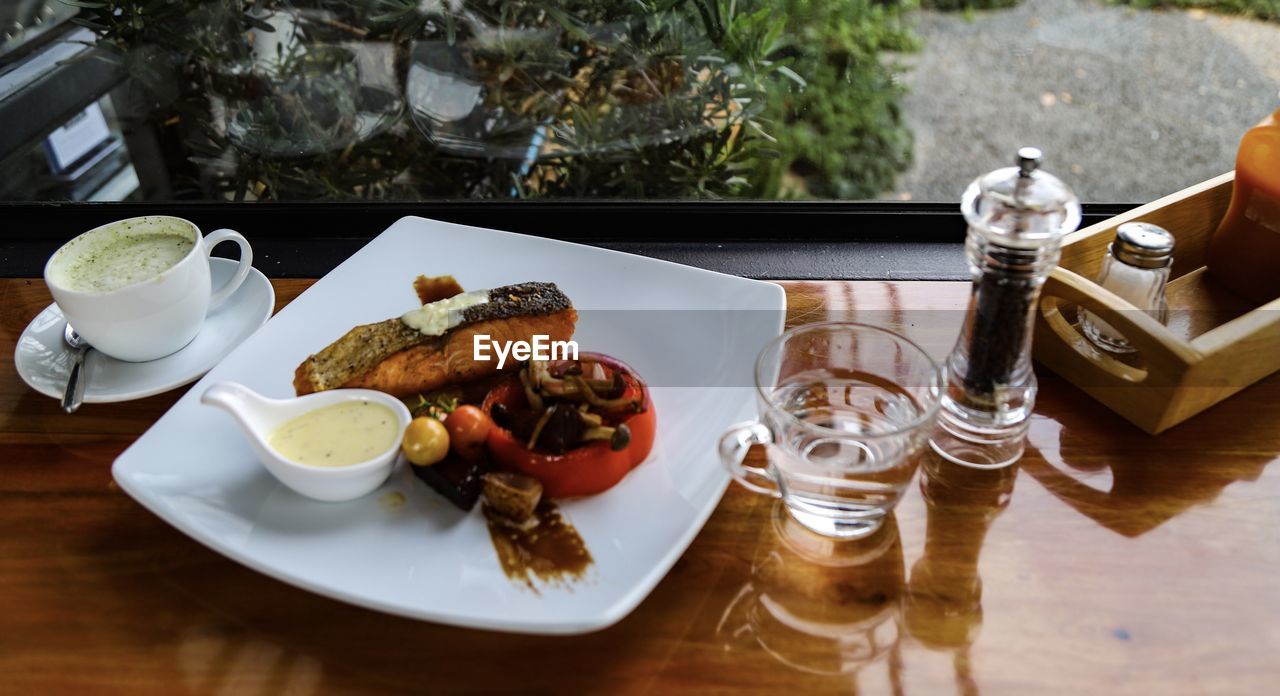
[930,148,1081,469]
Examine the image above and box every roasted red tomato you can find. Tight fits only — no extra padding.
[482,353,656,498]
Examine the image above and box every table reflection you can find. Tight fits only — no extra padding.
[904,453,1017,693]
[175,624,323,695]
[717,502,905,681]
[1023,378,1278,537]
[712,451,1022,692]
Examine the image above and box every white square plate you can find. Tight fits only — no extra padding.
[112,217,785,635]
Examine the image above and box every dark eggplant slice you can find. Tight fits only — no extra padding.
[411,451,493,510]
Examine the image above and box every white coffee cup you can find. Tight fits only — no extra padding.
[44,215,254,362]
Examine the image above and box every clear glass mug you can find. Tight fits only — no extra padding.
[719,322,943,539]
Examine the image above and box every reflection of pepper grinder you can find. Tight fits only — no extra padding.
[905,453,1016,658]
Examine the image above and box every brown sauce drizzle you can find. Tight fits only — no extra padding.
[483,502,593,592]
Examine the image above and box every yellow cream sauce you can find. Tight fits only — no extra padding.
[268,401,399,467]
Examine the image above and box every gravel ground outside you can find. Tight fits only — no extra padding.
[889,0,1280,203]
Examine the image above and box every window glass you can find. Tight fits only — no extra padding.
[0,0,1277,203]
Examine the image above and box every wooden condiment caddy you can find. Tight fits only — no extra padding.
[1033,172,1280,434]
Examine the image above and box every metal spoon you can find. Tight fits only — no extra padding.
[61,324,91,413]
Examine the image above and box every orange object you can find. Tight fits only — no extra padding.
[1206,107,1280,304]
[482,354,656,498]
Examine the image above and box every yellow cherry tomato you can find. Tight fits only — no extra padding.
[402,416,449,466]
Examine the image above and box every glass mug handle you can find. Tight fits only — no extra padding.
[718,420,778,497]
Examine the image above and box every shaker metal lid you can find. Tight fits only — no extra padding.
[1112,222,1175,268]
[960,147,1082,247]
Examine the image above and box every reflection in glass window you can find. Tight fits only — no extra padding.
[0,0,1276,203]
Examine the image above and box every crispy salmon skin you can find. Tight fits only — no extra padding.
[341,309,577,396]
[294,281,576,397]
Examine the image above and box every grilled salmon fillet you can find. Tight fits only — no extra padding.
[294,282,576,397]
[342,309,576,396]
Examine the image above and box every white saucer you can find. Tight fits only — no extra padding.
[15,258,275,403]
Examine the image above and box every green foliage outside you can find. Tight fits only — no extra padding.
[752,0,1034,199]
[67,0,795,200]
[1114,0,1280,22]
[919,0,1021,10]
[60,0,1275,202]
[754,0,918,199]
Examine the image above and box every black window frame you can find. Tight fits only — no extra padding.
[0,200,1138,280]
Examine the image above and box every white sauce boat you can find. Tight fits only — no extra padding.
[202,381,411,502]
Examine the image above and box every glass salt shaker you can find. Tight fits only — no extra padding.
[930,147,1081,470]
[1080,222,1175,354]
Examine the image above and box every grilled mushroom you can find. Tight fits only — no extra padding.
[482,472,543,523]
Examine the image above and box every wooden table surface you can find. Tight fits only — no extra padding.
[3,277,1278,694]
